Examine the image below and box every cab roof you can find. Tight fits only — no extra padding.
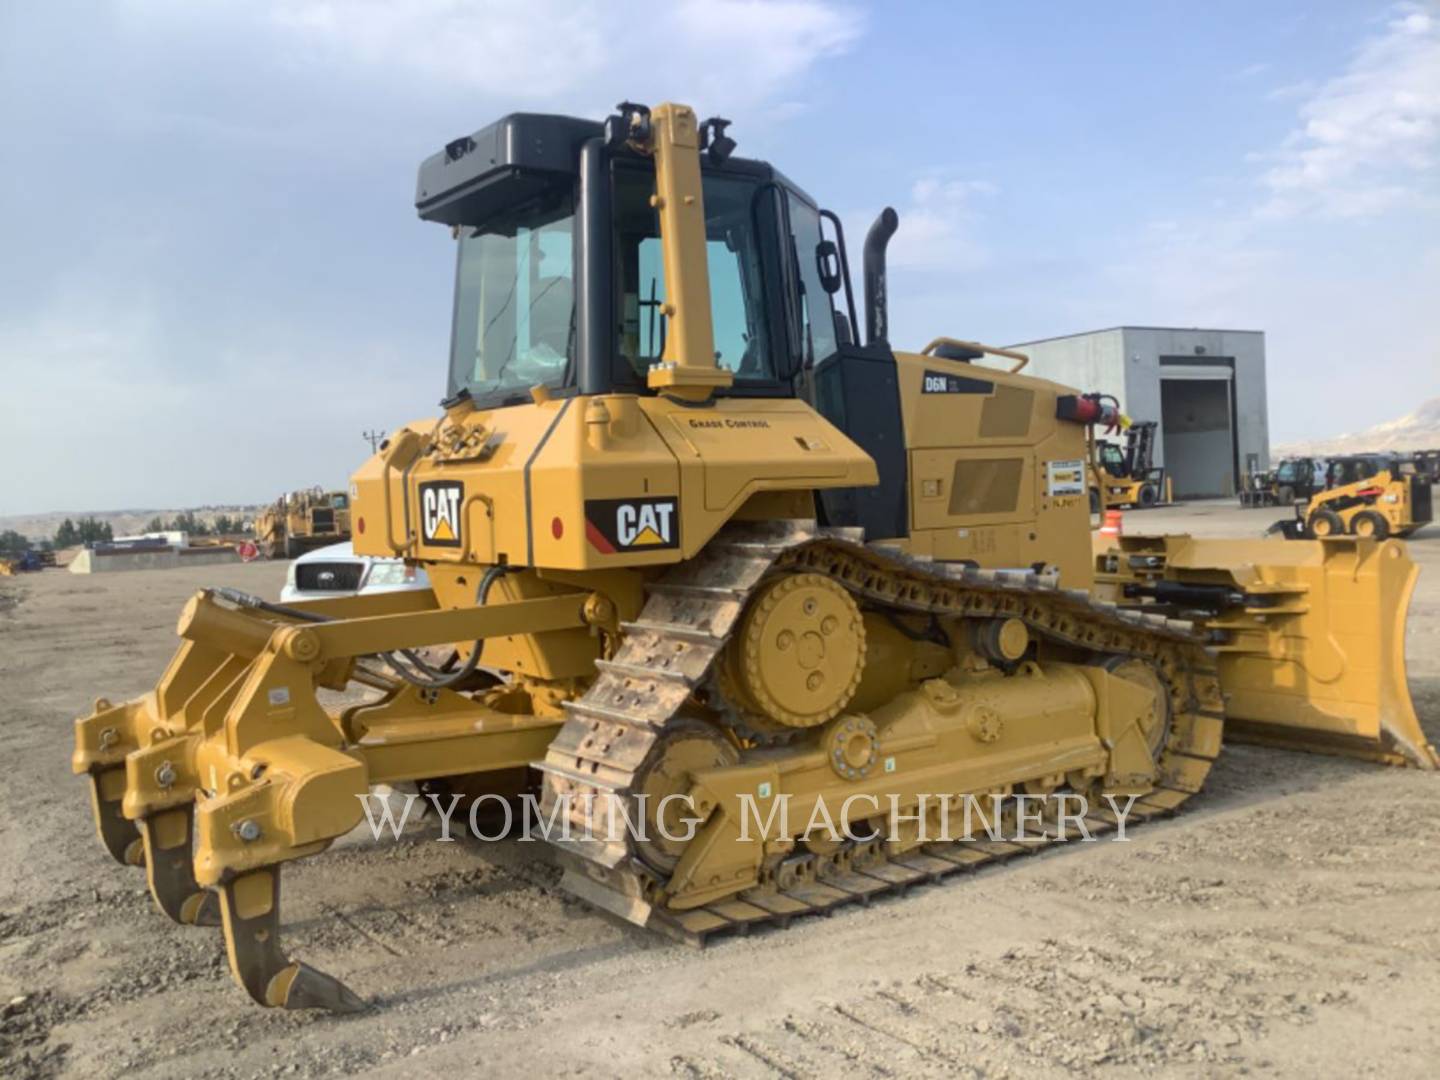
[415,110,811,226]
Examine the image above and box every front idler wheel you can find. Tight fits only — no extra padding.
[630,719,739,876]
[1102,656,1173,763]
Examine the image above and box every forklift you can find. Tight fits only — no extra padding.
[1088,420,1167,511]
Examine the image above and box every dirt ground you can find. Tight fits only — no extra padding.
[3,502,1438,1079]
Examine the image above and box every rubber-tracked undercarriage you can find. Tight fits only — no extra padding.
[72,100,1432,1010]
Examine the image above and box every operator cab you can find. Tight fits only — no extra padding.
[418,110,854,410]
[1098,442,1126,476]
[416,106,907,539]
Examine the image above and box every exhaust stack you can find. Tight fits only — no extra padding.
[863,207,899,346]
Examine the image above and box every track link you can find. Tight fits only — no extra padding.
[538,519,1223,941]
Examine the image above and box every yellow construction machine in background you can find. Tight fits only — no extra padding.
[1272,467,1433,540]
[72,101,1433,1013]
[253,487,352,558]
[1087,419,1170,511]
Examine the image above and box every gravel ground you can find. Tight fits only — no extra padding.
[2,502,1437,1078]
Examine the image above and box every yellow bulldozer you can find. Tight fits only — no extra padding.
[72,102,1433,1013]
[253,486,352,558]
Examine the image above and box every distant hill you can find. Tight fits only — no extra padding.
[1274,397,1440,457]
[0,505,266,544]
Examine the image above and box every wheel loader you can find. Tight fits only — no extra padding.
[72,101,1434,1013]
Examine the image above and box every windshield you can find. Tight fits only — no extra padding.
[448,193,576,401]
[1275,462,1297,482]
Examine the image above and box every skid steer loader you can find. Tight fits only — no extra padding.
[72,101,1434,1012]
[1271,467,1433,540]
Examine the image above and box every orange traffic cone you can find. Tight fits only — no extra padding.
[1100,509,1123,538]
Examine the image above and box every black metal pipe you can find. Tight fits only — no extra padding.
[863,207,899,346]
[577,136,612,395]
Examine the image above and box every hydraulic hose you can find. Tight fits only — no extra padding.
[215,567,515,692]
[378,564,513,691]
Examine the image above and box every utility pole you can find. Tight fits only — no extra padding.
[362,429,386,453]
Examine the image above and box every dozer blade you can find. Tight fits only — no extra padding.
[1098,534,1436,769]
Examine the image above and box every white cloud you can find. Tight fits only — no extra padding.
[1259,1,1440,218]
[261,0,862,112]
[265,1,610,99]
[1229,61,1271,81]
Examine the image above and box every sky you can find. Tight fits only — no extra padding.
[1,0,1437,513]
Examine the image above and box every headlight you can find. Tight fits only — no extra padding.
[285,564,297,587]
[365,561,411,586]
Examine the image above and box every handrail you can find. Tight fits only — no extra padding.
[920,337,1030,374]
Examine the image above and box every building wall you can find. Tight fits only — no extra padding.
[1008,328,1128,404]
[1119,327,1269,486]
[1010,327,1269,500]
[68,547,240,574]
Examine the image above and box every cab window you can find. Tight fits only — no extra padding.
[615,167,774,382]
[786,193,839,366]
[449,194,575,401]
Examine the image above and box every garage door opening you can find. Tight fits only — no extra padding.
[1160,378,1236,498]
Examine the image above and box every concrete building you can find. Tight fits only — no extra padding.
[1012,327,1269,499]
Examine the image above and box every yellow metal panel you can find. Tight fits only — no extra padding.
[528,395,683,569]
[654,398,870,514]
[354,393,874,573]
[893,350,1093,589]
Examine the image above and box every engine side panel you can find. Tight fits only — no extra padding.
[893,352,1094,589]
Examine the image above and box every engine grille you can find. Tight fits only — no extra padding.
[311,508,336,532]
[295,561,363,592]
